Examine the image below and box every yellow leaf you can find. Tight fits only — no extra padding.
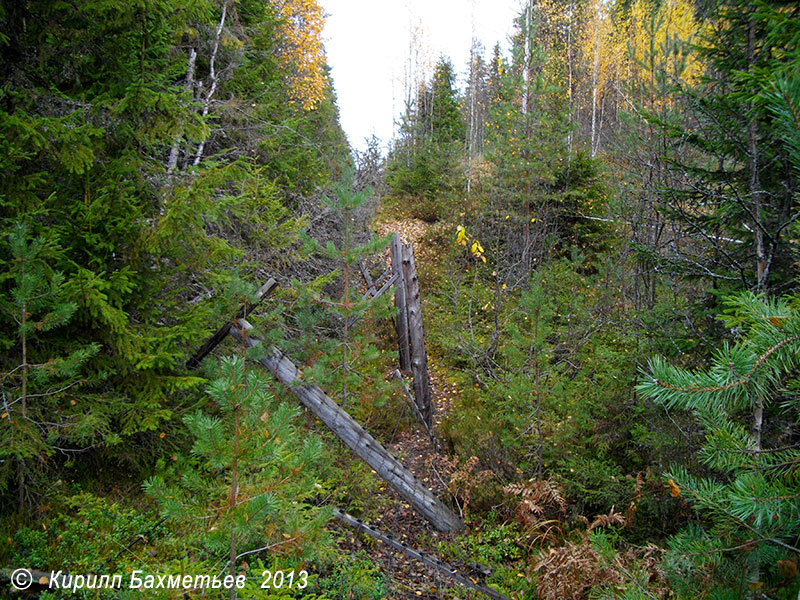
[1,413,7,419]
[667,479,681,497]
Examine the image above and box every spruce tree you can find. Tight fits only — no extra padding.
[637,292,800,597]
[641,0,800,293]
[294,172,394,414]
[386,56,464,220]
[0,223,99,509]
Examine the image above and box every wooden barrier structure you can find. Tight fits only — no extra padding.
[389,236,412,373]
[400,241,432,430]
[370,235,433,430]
[186,255,450,530]
[226,320,463,532]
[186,278,277,370]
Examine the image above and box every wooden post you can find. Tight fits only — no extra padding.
[229,320,463,533]
[391,234,411,373]
[402,243,433,430]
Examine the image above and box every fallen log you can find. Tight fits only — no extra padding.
[228,319,463,533]
[186,278,278,369]
[331,508,509,600]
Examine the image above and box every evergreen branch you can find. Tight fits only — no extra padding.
[675,470,800,554]
[721,442,800,455]
[652,334,800,394]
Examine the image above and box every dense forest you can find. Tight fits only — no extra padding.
[1,0,799,599]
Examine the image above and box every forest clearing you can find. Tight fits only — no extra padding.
[1,0,799,599]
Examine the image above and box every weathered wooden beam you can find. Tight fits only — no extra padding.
[332,508,508,600]
[390,235,411,373]
[359,259,377,297]
[373,265,392,288]
[186,279,277,370]
[229,320,463,533]
[349,272,401,328]
[359,271,399,302]
[362,271,399,302]
[401,243,433,430]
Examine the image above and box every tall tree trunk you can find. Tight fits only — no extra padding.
[567,1,574,156]
[521,2,531,116]
[228,403,240,600]
[167,47,197,173]
[466,43,476,197]
[341,205,351,407]
[590,1,600,158]
[747,18,767,294]
[193,1,227,167]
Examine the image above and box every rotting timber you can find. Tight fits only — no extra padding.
[331,508,510,600]
[227,319,463,532]
[186,243,452,530]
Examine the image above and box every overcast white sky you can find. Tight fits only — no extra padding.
[320,0,522,154]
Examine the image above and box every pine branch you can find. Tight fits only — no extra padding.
[649,334,800,395]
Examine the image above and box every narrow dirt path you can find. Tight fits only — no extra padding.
[327,216,482,599]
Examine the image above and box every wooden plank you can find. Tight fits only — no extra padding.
[229,320,463,533]
[332,508,508,600]
[402,244,433,430]
[372,265,392,289]
[351,272,401,330]
[186,278,278,370]
[391,235,411,373]
[359,259,377,297]
[359,271,399,302]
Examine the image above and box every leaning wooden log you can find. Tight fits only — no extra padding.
[349,272,401,328]
[332,508,508,600]
[391,234,412,373]
[401,244,433,430]
[186,278,278,369]
[359,260,392,299]
[359,259,378,297]
[228,319,463,533]
[358,271,399,304]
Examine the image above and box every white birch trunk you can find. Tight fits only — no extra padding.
[167,47,197,173]
[193,1,227,167]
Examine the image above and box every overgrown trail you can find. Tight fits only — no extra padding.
[328,216,483,599]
